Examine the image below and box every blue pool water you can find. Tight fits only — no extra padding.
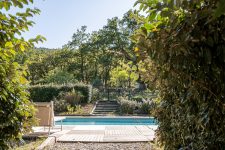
[55,117,157,125]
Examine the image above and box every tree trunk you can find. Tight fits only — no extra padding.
[80,52,84,82]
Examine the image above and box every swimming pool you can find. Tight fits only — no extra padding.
[55,117,157,125]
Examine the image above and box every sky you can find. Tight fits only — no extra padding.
[18,0,137,48]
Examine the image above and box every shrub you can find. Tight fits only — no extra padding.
[91,88,100,102]
[66,105,76,113]
[132,95,143,103]
[29,84,92,103]
[74,105,83,114]
[63,89,84,106]
[54,98,69,113]
[139,99,154,114]
[118,97,140,114]
[54,89,84,113]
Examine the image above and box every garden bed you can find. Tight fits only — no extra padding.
[56,103,94,115]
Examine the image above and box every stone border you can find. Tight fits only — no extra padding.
[37,136,56,150]
[90,101,98,115]
[58,115,155,118]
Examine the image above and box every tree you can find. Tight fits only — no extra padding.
[68,26,90,82]
[27,11,142,90]
[0,0,45,149]
[133,0,225,149]
[110,61,138,88]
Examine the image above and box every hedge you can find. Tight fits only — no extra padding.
[134,0,225,149]
[29,84,92,103]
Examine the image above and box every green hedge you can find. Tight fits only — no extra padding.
[29,84,92,103]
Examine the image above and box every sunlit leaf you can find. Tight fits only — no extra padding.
[5,42,14,48]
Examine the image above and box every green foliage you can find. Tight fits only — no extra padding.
[119,97,139,114]
[133,0,225,149]
[139,99,153,114]
[92,78,103,87]
[64,89,84,106]
[132,95,143,103]
[0,0,45,149]
[74,105,83,114]
[12,137,46,150]
[132,89,158,102]
[38,69,78,84]
[29,84,92,103]
[110,61,138,87]
[91,88,100,102]
[53,89,84,113]
[66,105,76,113]
[28,48,74,84]
[53,98,69,113]
[28,12,142,89]
[119,96,154,114]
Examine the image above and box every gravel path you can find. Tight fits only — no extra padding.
[48,142,154,150]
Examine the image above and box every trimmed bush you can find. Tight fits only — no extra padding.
[29,84,92,103]
[118,96,141,114]
[118,96,155,114]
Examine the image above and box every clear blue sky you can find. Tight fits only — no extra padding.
[21,0,137,48]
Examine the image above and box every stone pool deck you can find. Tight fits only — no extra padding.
[32,116,157,143]
[33,125,156,142]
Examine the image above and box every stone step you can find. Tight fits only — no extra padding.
[92,100,119,115]
[97,102,118,104]
[95,108,118,110]
[98,102,117,104]
[97,105,118,107]
[97,103,118,105]
[95,105,118,108]
[95,106,119,109]
[96,107,118,109]
[98,100,117,103]
[95,109,117,112]
[95,109,118,111]
[97,101,118,104]
[94,108,117,110]
[94,111,117,113]
[92,111,117,114]
[92,113,114,115]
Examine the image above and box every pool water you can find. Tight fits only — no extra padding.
[55,117,157,125]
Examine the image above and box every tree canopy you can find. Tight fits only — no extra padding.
[28,11,143,90]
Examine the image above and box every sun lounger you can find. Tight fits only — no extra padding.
[34,101,54,135]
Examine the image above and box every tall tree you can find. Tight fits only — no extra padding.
[68,26,90,82]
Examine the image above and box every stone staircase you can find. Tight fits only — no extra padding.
[92,100,119,115]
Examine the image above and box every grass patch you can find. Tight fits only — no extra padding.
[12,137,46,150]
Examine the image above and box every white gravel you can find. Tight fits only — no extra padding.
[48,142,154,150]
